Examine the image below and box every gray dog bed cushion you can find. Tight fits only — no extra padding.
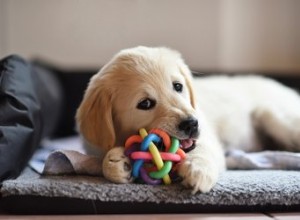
[2,137,300,214]
[1,167,300,214]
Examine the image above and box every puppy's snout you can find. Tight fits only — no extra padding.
[178,117,199,137]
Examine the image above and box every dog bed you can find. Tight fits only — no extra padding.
[1,136,300,214]
[1,166,300,214]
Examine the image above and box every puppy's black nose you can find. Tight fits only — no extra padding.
[178,117,199,137]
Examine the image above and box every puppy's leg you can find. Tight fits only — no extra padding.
[102,147,133,183]
[178,116,226,193]
[253,105,300,151]
[252,86,300,151]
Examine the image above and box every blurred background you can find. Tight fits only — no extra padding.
[1,0,299,74]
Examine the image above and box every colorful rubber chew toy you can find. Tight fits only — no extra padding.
[124,128,186,185]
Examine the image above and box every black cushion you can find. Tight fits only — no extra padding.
[0,55,63,181]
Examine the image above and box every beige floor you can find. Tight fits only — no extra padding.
[0,213,299,220]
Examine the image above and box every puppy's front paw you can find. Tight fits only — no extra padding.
[177,155,219,194]
[102,147,133,183]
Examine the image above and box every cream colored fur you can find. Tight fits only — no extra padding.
[76,46,300,193]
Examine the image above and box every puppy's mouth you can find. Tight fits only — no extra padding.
[179,139,196,153]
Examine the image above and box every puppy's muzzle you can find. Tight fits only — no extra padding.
[178,117,199,138]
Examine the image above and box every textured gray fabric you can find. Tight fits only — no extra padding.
[2,168,300,206]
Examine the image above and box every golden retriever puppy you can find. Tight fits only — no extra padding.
[76,46,300,193]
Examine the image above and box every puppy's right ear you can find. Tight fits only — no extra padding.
[76,76,115,151]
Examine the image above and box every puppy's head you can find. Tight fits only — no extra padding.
[76,46,199,152]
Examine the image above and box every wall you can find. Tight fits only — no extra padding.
[220,0,300,73]
[0,0,299,74]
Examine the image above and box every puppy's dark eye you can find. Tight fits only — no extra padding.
[173,82,183,92]
[137,98,156,110]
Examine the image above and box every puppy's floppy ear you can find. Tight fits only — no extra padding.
[163,47,197,109]
[178,63,197,109]
[76,76,115,151]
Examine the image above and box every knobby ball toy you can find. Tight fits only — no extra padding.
[124,128,186,185]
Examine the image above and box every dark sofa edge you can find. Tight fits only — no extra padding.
[1,195,299,215]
